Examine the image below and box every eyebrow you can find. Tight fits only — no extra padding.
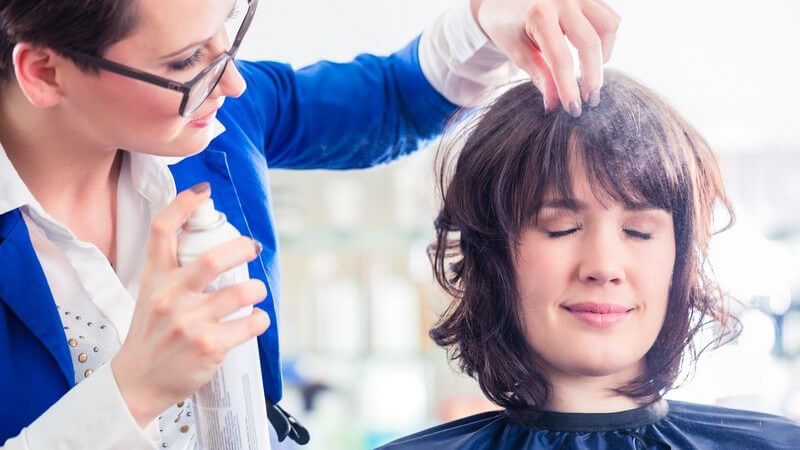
[540,198,663,212]
[158,2,238,61]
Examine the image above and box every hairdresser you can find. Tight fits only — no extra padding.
[0,0,619,448]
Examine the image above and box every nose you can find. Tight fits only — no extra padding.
[577,229,625,286]
[212,60,247,99]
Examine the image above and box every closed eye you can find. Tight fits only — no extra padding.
[548,227,580,238]
[167,48,206,71]
[624,229,652,240]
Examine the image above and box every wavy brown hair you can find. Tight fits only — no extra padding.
[430,70,740,411]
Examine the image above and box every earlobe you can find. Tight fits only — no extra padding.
[12,43,64,108]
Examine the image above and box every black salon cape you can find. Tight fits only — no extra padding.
[377,400,800,449]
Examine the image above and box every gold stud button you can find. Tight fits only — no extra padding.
[177,401,185,408]
[180,425,190,433]
[78,353,88,363]
[68,339,78,347]
[84,369,93,377]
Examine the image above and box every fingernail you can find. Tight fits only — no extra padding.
[568,100,582,118]
[588,90,601,108]
[253,240,263,255]
[190,182,210,194]
[256,308,271,331]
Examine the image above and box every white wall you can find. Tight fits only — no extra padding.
[239,0,800,153]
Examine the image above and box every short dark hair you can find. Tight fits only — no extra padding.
[0,0,139,82]
[429,70,740,410]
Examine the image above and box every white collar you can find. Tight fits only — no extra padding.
[0,140,38,216]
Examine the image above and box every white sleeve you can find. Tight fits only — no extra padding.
[418,0,524,107]
[1,364,160,450]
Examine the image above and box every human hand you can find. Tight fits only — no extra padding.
[471,0,620,116]
[111,183,269,427]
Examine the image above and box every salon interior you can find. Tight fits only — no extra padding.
[239,1,800,448]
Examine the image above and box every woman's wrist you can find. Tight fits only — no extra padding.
[110,356,162,428]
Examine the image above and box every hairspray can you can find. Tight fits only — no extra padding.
[177,198,270,450]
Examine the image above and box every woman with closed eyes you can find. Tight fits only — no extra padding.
[380,71,800,449]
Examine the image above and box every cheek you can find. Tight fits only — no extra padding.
[514,234,573,292]
[106,78,185,136]
[104,78,221,156]
[515,247,565,311]
[640,239,676,321]
[68,73,188,149]
[629,238,675,362]
[514,238,573,345]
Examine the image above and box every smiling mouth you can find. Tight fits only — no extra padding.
[562,302,635,328]
[188,111,216,127]
[188,102,224,128]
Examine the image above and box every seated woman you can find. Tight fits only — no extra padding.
[380,71,800,449]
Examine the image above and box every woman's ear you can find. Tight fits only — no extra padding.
[11,43,65,108]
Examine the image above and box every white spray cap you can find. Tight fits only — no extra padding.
[185,198,224,230]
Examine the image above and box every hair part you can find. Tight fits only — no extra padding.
[0,0,140,82]
[429,71,740,410]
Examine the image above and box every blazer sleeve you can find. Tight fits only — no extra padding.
[220,36,459,170]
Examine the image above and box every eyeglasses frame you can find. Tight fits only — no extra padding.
[58,0,259,117]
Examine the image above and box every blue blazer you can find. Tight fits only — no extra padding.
[0,37,457,442]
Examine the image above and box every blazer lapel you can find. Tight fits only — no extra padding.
[0,209,75,387]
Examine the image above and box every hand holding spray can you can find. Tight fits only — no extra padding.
[177,198,271,450]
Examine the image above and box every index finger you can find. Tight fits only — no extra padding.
[528,11,582,117]
[181,236,262,292]
[146,182,212,269]
[561,6,604,105]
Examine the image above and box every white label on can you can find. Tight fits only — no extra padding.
[194,262,271,450]
[194,337,266,450]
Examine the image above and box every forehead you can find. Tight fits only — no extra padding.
[116,0,234,58]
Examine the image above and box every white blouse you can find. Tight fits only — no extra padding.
[3,145,204,449]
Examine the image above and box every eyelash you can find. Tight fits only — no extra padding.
[548,227,580,238]
[546,227,653,240]
[624,229,652,240]
[168,48,206,71]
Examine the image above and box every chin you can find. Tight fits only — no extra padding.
[148,130,214,158]
[180,129,215,155]
[570,364,630,378]
[564,350,640,378]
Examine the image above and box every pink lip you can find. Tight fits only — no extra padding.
[188,111,216,128]
[562,302,634,328]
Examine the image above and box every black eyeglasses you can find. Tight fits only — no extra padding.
[60,0,258,117]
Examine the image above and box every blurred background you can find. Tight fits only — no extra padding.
[236,1,800,448]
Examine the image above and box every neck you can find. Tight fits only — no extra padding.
[543,363,645,413]
[0,82,121,217]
